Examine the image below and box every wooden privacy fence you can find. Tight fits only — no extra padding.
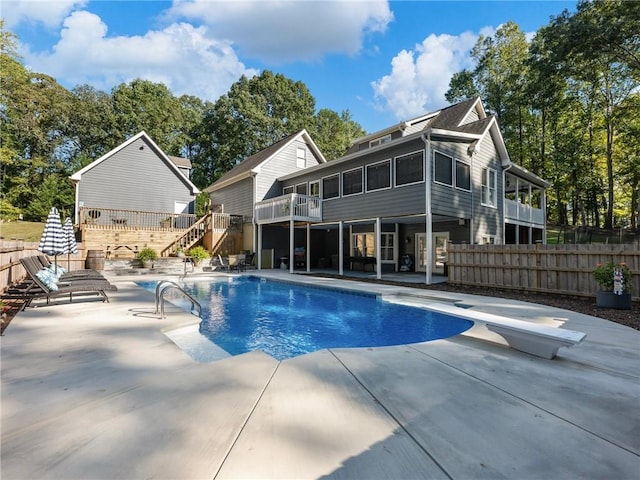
[0,241,85,292]
[447,244,640,301]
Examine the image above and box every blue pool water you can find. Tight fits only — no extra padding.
[140,277,472,360]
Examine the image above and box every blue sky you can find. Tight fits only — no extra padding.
[4,0,576,133]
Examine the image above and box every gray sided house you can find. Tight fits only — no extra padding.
[206,98,549,283]
[70,131,200,224]
[204,129,326,253]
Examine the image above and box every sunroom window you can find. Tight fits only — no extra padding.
[434,151,453,186]
[395,151,423,186]
[342,168,363,196]
[366,160,391,191]
[322,174,339,199]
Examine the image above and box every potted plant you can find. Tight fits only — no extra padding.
[593,261,632,310]
[136,247,158,269]
[187,246,210,266]
[175,246,185,258]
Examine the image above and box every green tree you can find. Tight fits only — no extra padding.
[312,109,365,161]
[445,70,477,104]
[111,79,183,150]
[205,71,317,177]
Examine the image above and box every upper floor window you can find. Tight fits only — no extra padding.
[342,167,363,196]
[296,148,306,168]
[395,151,424,186]
[322,174,340,200]
[434,151,453,186]
[295,183,307,195]
[309,180,320,197]
[481,167,497,207]
[369,135,391,148]
[455,160,471,191]
[283,185,294,195]
[366,160,391,192]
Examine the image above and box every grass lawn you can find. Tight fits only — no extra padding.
[0,221,45,242]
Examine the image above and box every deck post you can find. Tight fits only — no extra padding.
[338,221,344,276]
[376,217,382,279]
[306,223,311,273]
[289,219,294,274]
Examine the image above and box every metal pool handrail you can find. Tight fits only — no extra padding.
[155,280,202,319]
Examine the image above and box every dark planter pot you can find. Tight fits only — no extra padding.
[596,291,632,310]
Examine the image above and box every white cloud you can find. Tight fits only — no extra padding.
[167,0,394,63]
[2,0,87,28]
[371,30,483,120]
[23,10,258,101]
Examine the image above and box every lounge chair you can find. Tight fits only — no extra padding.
[14,257,117,309]
[34,255,107,280]
[228,254,246,272]
[216,255,230,272]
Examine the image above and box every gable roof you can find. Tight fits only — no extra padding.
[70,131,199,194]
[204,129,326,192]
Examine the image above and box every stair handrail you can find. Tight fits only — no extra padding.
[161,213,212,257]
[154,280,202,319]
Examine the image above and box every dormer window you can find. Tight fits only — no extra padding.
[369,135,391,148]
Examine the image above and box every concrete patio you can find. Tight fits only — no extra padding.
[1,271,638,479]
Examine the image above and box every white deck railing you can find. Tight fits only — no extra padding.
[505,199,545,225]
[255,194,322,224]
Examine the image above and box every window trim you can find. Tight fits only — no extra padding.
[369,134,391,148]
[455,158,471,192]
[341,167,364,197]
[321,173,340,200]
[394,149,424,187]
[481,167,498,208]
[296,147,306,168]
[295,182,307,195]
[309,180,320,198]
[433,150,454,187]
[365,159,392,193]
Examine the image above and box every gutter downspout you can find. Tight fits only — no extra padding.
[421,130,433,285]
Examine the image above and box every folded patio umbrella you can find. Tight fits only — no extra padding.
[38,207,66,273]
[62,217,79,270]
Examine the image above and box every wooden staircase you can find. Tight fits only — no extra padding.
[161,214,212,257]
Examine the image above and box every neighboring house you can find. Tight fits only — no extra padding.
[70,131,201,257]
[70,131,200,223]
[206,97,549,282]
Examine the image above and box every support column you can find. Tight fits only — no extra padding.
[257,223,262,271]
[306,223,311,273]
[338,221,344,276]
[289,219,295,274]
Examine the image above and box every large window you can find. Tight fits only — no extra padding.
[481,168,497,207]
[322,174,339,200]
[366,160,391,192]
[395,151,424,186]
[352,233,374,257]
[434,151,453,186]
[342,167,363,196]
[455,160,471,191]
[295,183,307,195]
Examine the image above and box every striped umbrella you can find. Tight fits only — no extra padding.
[38,207,66,272]
[62,217,78,270]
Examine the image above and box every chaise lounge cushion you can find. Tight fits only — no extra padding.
[35,269,59,291]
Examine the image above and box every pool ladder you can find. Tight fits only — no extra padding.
[155,280,202,319]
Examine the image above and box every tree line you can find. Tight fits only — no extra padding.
[446,0,639,229]
[1,0,638,229]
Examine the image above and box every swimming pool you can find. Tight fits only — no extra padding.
[140,277,472,360]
